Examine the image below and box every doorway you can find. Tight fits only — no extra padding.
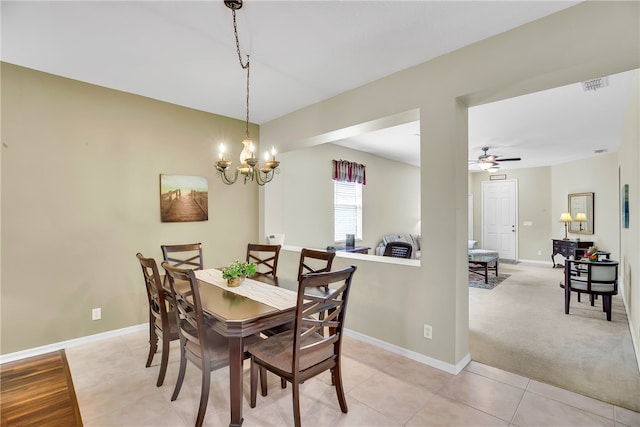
[481,179,518,261]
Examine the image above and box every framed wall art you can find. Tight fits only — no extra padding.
[160,174,208,222]
[623,184,629,229]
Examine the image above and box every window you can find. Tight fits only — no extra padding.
[334,180,362,242]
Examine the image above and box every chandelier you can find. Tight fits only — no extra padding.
[216,0,280,186]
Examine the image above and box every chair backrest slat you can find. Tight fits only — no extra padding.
[246,244,281,278]
[161,243,204,269]
[297,248,336,282]
[136,253,171,325]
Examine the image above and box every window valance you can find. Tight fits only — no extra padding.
[332,160,366,185]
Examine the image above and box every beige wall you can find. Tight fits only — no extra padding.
[551,153,620,259]
[260,2,639,366]
[1,63,262,354]
[618,71,640,365]
[277,143,420,251]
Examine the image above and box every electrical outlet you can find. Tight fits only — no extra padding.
[92,308,101,320]
[423,324,432,339]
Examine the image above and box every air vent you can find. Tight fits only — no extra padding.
[582,76,609,92]
[594,149,608,154]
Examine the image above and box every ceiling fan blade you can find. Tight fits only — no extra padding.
[478,154,495,162]
[495,157,521,162]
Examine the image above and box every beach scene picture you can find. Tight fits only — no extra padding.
[160,174,208,222]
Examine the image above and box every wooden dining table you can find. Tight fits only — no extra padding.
[191,270,298,427]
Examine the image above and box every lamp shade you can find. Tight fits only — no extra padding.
[575,212,587,222]
[559,212,573,223]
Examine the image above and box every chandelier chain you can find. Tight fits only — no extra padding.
[231,8,250,137]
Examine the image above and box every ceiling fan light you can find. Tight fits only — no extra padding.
[487,165,500,173]
[479,162,491,170]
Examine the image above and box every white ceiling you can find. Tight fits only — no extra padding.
[3,1,634,171]
[333,69,636,169]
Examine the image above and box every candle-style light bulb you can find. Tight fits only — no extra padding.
[219,143,226,160]
[271,146,276,160]
[264,151,270,161]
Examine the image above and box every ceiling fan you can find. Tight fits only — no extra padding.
[471,146,521,172]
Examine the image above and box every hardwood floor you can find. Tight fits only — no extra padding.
[1,350,82,426]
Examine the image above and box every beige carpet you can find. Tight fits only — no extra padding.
[469,262,640,412]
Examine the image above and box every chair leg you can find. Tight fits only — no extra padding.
[171,345,187,401]
[146,321,158,368]
[260,367,269,396]
[250,357,258,408]
[281,377,287,389]
[577,293,581,303]
[564,287,571,315]
[195,366,211,427]
[333,361,348,413]
[292,381,302,427]
[604,295,612,321]
[156,333,170,387]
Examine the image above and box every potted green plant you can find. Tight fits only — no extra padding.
[221,259,256,287]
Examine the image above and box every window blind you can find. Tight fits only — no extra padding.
[334,180,362,242]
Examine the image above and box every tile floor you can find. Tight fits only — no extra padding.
[65,330,640,427]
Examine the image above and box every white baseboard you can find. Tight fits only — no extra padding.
[1,323,469,376]
[0,324,147,365]
[344,328,470,375]
[517,258,554,266]
[622,297,640,374]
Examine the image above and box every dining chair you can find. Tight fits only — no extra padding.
[264,248,337,340]
[564,258,619,321]
[136,253,179,387]
[297,248,337,330]
[297,248,336,282]
[246,243,281,279]
[383,241,413,259]
[161,262,260,427]
[248,265,357,427]
[569,249,612,303]
[161,242,204,269]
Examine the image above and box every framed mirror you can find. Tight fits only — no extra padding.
[568,192,594,234]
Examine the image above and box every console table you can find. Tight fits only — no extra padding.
[551,239,593,267]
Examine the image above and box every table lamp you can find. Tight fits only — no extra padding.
[559,212,572,240]
[575,212,587,231]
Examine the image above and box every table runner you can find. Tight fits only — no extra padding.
[195,269,297,311]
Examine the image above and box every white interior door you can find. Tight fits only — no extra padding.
[482,180,518,260]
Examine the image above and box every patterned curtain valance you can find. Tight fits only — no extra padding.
[333,159,366,185]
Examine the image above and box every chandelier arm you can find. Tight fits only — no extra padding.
[218,167,240,185]
[254,168,276,186]
[254,167,266,185]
